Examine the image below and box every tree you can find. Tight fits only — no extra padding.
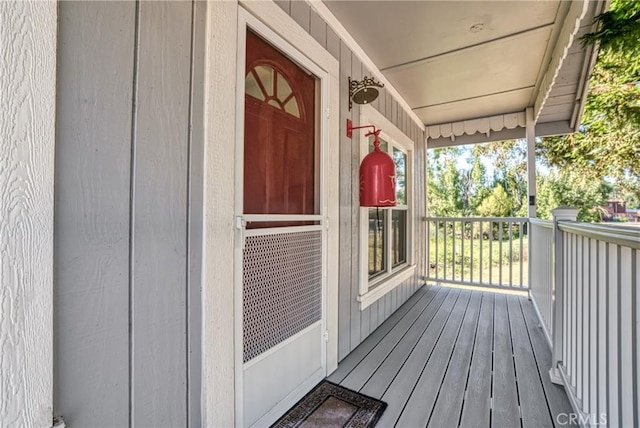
[581,0,640,62]
[427,147,464,216]
[536,170,612,222]
[476,185,513,218]
[472,140,528,215]
[538,0,640,199]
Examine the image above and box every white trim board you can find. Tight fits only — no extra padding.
[201,1,238,426]
[0,1,57,426]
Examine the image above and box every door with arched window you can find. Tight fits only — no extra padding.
[238,29,325,427]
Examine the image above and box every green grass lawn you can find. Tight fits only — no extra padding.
[427,226,528,287]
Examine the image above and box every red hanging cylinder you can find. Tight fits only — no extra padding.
[359,133,396,207]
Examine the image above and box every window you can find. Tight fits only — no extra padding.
[243,30,319,229]
[245,64,301,118]
[358,105,415,309]
[367,137,409,280]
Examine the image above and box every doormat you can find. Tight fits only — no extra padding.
[271,380,387,428]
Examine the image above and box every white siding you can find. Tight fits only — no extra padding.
[54,1,204,425]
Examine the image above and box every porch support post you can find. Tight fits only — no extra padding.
[549,206,578,385]
[525,107,537,218]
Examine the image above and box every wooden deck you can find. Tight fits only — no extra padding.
[328,285,575,427]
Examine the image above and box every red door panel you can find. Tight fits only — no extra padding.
[244,30,317,227]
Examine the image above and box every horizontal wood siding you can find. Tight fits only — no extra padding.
[54,1,203,425]
[275,0,426,361]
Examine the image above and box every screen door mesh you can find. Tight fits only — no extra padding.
[243,229,322,362]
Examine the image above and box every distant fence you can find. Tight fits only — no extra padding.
[425,217,529,290]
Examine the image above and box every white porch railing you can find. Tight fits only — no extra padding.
[529,219,554,340]
[427,211,639,426]
[426,217,529,290]
[549,220,639,427]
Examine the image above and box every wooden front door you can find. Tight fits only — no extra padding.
[238,29,325,427]
[244,30,317,223]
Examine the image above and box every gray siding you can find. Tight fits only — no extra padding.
[276,0,427,361]
[54,1,204,426]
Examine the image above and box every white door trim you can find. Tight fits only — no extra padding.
[0,1,57,426]
[234,3,339,426]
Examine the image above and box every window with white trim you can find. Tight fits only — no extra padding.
[368,136,408,279]
[358,106,415,310]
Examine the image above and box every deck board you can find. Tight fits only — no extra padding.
[373,289,462,426]
[459,293,494,428]
[340,287,447,391]
[328,285,575,428]
[328,285,432,383]
[492,293,521,428]
[358,288,451,398]
[393,290,472,427]
[520,296,576,425]
[507,295,555,427]
[428,291,483,427]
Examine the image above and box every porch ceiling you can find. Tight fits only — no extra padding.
[323,0,608,142]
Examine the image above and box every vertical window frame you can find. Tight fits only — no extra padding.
[357,105,416,309]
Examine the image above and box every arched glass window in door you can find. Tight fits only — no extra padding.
[243,30,317,223]
[245,64,301,118]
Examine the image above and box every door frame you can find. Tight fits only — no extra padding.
[233,3,339,426]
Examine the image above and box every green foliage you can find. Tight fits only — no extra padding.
[540,0,640,198]
[427,147,465,216]
[476,185,513,217]
[536,171,612,222]
[581,0,640,61]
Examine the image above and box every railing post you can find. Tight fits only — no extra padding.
[549,206,579,384]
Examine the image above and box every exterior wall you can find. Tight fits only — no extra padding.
[274,0,427,361]
[0,1,57,426]
[54,1,204,426]
[52,1,425,425]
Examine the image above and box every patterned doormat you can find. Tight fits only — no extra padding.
[271,380,387,428]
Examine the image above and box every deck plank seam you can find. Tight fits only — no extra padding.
[424,290,481,427]
[517,297,560,425]
[490,293,496,428]
[506,295,525,428]
[388,289,465,427]
[375,287,459,399]
[372,290,460,398]
[457,292,487,427]
[329,286,434,382]
[424,291,475,426]
[403,289,474,427]
[357,287,451,392]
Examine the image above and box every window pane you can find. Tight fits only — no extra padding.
[393,148,406,205]
[368,208,387,278]
[276,72,293,100]
[255,65,274,96]
[368,135,388,153]
[245,72,265,100]
[392,210,407,267]
[283,98,300,118]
